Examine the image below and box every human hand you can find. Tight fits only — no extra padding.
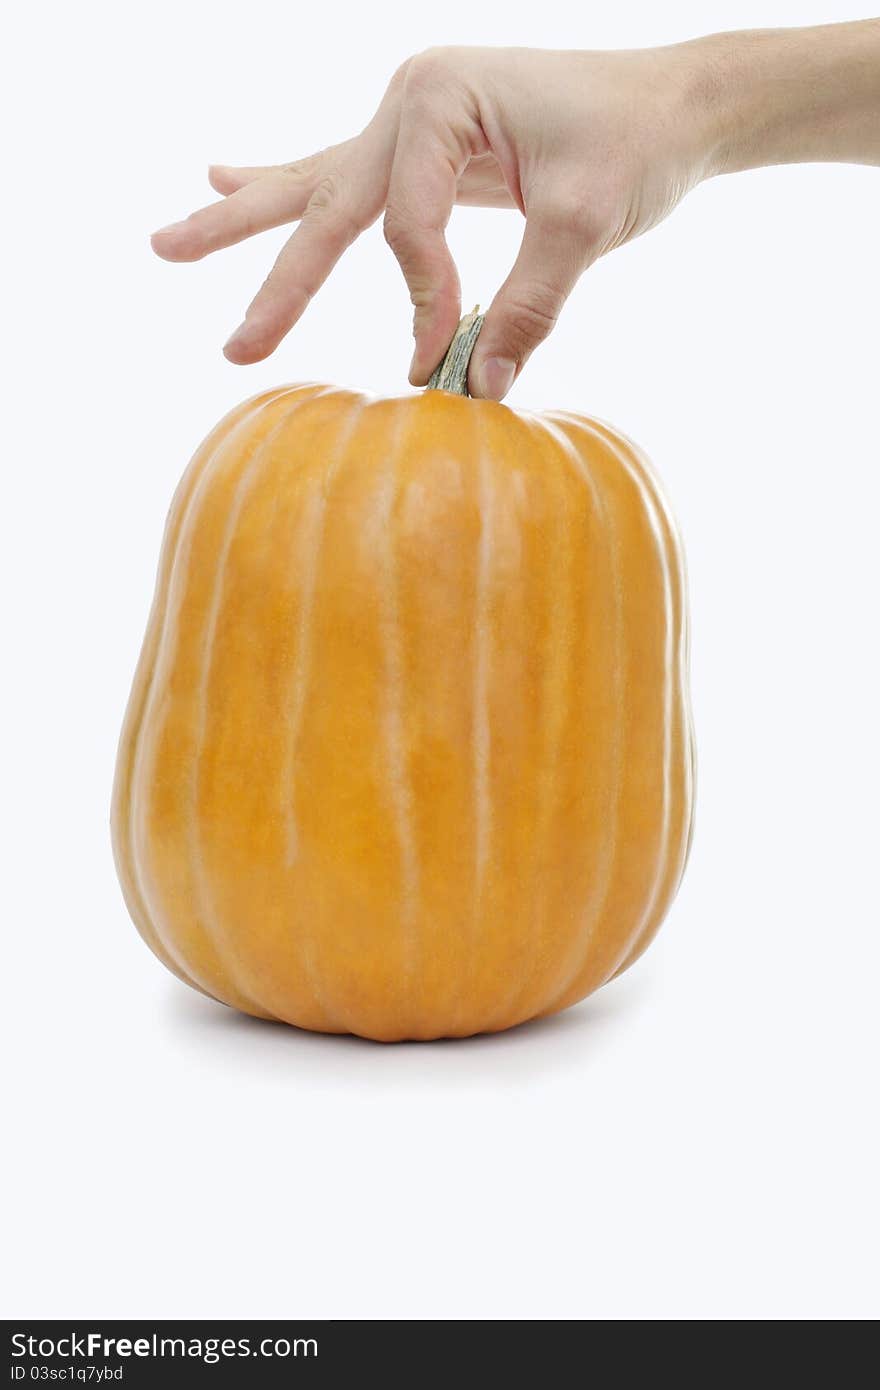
[152,44,715,397]
[151,26,880,398]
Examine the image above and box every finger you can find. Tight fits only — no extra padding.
[209,164,277,195]
[209,153,328,196]
[469,204,598,400]
[151,167,319,262]
[383,62,475,384]
[223,183,366,364]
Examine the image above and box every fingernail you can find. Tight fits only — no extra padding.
[152,221,185,237]
[477,356,516,401]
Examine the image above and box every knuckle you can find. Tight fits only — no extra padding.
[408,281,442,312]
[403,47,465,111]
[306,174,361,243]
[257,266,287,300]
[574,208,606,247]
[389,58,412,89]
[383,207,413,255]
[307,171,345,215]
[500,289,560,353]
[282,153,320,181]
[543,194,601,243]
[384,209,455,298]
[405,47,452,91]
[259,264,311,312]
[582,196,621,248]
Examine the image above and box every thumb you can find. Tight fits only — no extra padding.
[469,207,594,400]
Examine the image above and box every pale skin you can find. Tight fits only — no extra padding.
[153,21,880,401]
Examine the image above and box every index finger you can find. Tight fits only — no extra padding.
[151,166,320,262]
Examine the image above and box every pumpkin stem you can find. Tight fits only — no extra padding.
[426,307,485,396]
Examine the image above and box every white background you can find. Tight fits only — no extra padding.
[3,0,878,1321]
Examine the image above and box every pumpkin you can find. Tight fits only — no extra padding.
[112,313,694,1041]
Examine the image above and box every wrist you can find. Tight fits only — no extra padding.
[669,33,751,180]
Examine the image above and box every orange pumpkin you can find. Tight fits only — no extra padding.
[112,317,694,1041]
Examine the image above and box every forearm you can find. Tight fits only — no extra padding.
[684,21,880,174]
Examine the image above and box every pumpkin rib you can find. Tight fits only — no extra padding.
[463,409,496,1032]
[521,416,584,1025]
[130,387,321,1013]
[602,421,694,867]
[382,395,489,1040]
[530,415,638,1017]
[112,389,291,999]
[284,397,425,1039]
[274,393,374,1033]
[187,387,366,1026]
[197,389,424,1036]
[375,400,423,1034]
[586,419,695,981]
[519,412,626,1024]
[133,407,273,1009]
[472,409,610,1032]
[533,414,678,1015]
[587,417,676,979]
[188,408,297,1020]
[547,413,692,1006]
[635,426,698,915]
[281,394,370,870]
